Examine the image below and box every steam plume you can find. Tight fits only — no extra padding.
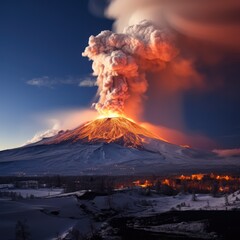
[26,109,98,144]
[104,0,239,126]
[86,0,239,148]
[83,20,178,115]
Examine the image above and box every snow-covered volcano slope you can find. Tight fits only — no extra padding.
[0,117,239,176]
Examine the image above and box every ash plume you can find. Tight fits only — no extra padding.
[105,0,240,126]
[86,0,240,148]
[86,0,240,119]
[83,20,178,115]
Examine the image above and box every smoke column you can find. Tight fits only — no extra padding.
[85,0,240,148]
[83,20,178,116]
[103,0,239,128]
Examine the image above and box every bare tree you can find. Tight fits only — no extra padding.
[225,194,229,206]
[15,220,31,240]
[192,192,197,201]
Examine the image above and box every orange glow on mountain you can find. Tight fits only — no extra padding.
[140,122,216,150]
[96,111,135,122]
[49,116,161,148]
[180,145,191,148]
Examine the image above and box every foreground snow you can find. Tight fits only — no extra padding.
[0,188,240,239]
[132,221,218,239]
[0,188,64,198]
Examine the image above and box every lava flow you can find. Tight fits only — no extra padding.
[47,116,160,148]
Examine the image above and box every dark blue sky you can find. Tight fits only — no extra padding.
[0,0,239,150]
[0,0,112,149]
[183,59,240,149]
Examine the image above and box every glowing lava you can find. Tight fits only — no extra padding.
[133,180,152,188]
[49,116,160,148]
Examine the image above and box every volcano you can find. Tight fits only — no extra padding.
[0,117,240,176]
[41,117,159,148]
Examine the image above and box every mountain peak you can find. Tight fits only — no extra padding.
[0,117,235,177]
[43,117,159,148]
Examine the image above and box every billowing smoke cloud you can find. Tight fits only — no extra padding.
[103,0,240,120]
[86,0,240,148]
[106,0,240,51]
[83,20,178,115]
[86,0,240,119]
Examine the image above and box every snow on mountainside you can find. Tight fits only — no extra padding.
[0,117,240,176]
[32,117,159,147]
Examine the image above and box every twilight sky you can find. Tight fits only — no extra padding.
[0,0,240,151]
